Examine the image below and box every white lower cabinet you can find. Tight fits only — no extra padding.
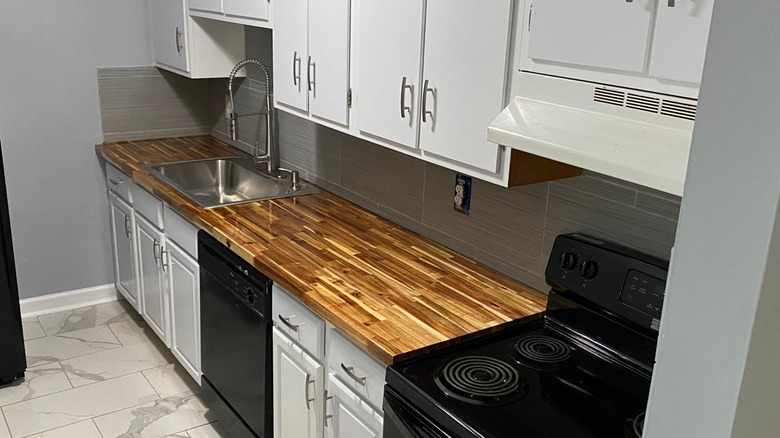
[326,373,383,438]
[167,239,201,382]
[273,327,324,438]
[273,285,385,438]
[109,193,140,311]
[105,165,201,382]
[136,214,170,346]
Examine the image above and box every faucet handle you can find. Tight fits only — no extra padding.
[277,168,301,191]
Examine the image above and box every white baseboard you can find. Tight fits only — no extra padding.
[20,284,123,318]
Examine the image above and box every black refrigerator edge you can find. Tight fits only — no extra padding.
[0,139,26,385]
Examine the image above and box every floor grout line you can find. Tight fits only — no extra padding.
[91,418,105,438]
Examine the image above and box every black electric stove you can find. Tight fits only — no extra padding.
[383,234,668,438]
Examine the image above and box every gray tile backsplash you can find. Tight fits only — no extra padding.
[99,27,681,294]
[97,67,208,142]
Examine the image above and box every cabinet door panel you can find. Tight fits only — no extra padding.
[527,0,653,73]
[168,241,200,382]
[650,0,713,83]
[151,0,189,72]
[309,0,351,126]
[110,195,139,311]
[273,328,324,438]
[189,0,222,13]
[273,0,308,112]
[419,0,509,173]
[136,215,168,345]
[354,0,423,148]
[224,0,269,20]
[326,374,382,438]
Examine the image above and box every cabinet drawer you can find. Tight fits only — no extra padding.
[133,183,164,229]
[272,285,325,358]
[163,205,198,258]
[327,329,386,410]
[106,163,133,204]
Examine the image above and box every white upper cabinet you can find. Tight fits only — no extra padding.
[419,0,510,173]
[273,0,309,113]
[519,0,714,97]
[189,0,271,27]
[527,0,653,73]
[353,0,424,149]
[354,0,511,173]
[650,0,714,83]
[273,0,351,127]
[150,0,246,78]
[151,0,189,73]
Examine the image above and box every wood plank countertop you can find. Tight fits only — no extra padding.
[96,136,547,365]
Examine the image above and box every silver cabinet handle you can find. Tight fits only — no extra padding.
[293,51,301,86]
[324,390,333,426]
[400,77,412,119]
[278,314,300,332]
[175,27,183,54]
[304,374,315,409]
[124,215,131,239]
[422,79,435,123]
[161,248,169,272]
[340,363,366,386]
[109,177,124,185]
[307,56,315,92]
[153,239,160,265]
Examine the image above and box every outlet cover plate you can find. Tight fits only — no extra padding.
[454,174,471,215]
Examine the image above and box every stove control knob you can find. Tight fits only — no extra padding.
[560,252,578,271]
[580,261,599,280]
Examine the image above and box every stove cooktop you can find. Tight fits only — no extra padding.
[387,315,650,438]
[385,234,670,438]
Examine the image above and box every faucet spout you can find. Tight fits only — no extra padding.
[227,59,279,173]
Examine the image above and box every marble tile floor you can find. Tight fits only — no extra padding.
[1,300,225,438]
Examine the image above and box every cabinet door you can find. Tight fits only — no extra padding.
[189,0,222,13]
[167,240,200,382]
[136,214,169,346]
[224,0,269,20]
[354,0,424,149]
[419,0,510,173]
[273,0,308,112]
[325,373,382,438]
[109,194,140,311]
[527,0,653,73]
[308,0,351,126]
[273,328,324,438]
[650,0,714,84]
[150,0,189,73]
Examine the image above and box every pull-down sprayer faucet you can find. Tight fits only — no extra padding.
[227,59,279,174]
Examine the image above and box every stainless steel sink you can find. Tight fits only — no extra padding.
[144,157,318,208]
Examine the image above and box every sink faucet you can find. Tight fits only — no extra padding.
[227,59,279,173]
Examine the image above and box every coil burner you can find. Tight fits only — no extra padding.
[513,335,574,368]
[435,356,526,406]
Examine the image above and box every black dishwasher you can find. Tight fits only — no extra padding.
[199,231,272,438]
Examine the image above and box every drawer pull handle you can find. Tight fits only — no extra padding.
[304,374,315,410]
[278,314,300,332]
[341,363,366,386]
[109,177,124,185]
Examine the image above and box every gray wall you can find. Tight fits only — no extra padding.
[644,1,780,436]
[0,1,152,299]
[205,27,681,291]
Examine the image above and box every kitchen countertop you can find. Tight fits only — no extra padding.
[96,136,547,365]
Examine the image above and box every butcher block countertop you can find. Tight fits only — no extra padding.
[97,136,547,365]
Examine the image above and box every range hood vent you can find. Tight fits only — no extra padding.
[488,73,696,196]
[593,87,698,121]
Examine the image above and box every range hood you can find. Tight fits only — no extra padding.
[487,72,697,196]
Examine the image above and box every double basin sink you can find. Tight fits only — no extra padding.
[144,157,318,208]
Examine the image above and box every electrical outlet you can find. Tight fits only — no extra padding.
[454,174,471,215]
